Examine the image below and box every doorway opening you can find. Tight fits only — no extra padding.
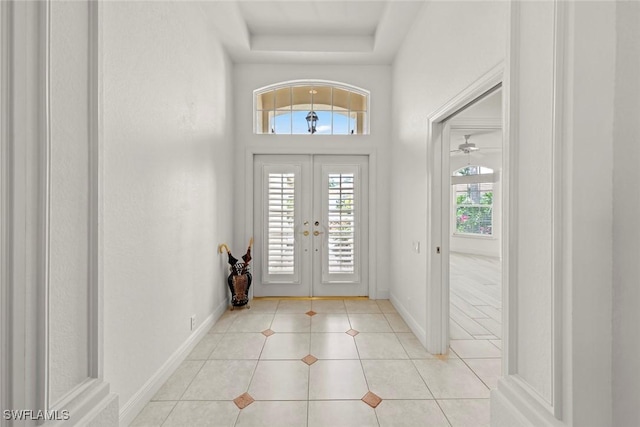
[253,154,369,298]
[425,64,505,359]
[446,89,503,373]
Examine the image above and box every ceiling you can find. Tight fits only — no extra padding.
[200,1,426,64]
[449,89,503,154]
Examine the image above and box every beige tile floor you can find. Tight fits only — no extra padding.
[131,297,500,427]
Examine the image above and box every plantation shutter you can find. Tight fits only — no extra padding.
[267,173,296,274]
[327,173,355,274]
[319,163,361,284]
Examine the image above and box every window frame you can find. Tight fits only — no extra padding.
[253,80,371,136]
[451,166,496,237]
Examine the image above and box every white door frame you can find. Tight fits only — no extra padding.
[0,1,10,420]
[244,146,379,299]
[425,63,507,354]
[1,2,112,424]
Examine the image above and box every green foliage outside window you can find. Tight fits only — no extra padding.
[456,190,493,235]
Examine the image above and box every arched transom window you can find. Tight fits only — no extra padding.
[254,81,369,135]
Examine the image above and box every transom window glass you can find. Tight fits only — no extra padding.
[452,166,495,236]
[255,81,369,135]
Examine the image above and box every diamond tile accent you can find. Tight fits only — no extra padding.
[346,329,359,337]
[261,329,275,337]
[301,354,318,365]
[361,391,382,408]
[233,392,255,409]
[305,310,317,317]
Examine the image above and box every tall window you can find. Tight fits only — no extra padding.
[452,166,495,236]
[254,81,369,135]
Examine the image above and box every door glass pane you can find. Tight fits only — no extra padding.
[268,173,296,274]
[327,173,355,274]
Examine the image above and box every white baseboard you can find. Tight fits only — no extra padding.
[389,292,427,347]
[118,298,228,426]
[47,380,116,426]
[82,393,119,427]
[491,377,563,427]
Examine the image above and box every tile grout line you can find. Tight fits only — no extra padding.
[409,354,453,426]
[157,401,178,427]
[145,299,494,426]
[457,354,494,392]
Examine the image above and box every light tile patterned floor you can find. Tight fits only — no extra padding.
[131,298,497,427]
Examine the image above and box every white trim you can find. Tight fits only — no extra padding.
[449,118,502,129]
[119,298,228,427]
[493,376,565,427]
[503,0,518,388]
[451,173,497,185]
[425,62,504,354]
[47,380,112,426]
[10,0,51,414]
[492,0,566,421]
[42,0,52,410]
[88,0,104,382]
[550,0,566,418]
[68,387,117,427]
[0,1,10,423]
[245,146,378,299]
[3,2,115,423]
[254,79,370,98]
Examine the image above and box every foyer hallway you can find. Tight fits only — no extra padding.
[131,298,498,427]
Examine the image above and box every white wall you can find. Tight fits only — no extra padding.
[232,64,391,299]
[102,1,234,421]
[612,2,640,425]
[390,1,507,343]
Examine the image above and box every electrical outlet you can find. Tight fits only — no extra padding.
[190,315,196,331]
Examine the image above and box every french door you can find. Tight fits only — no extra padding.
[253,155,369,297]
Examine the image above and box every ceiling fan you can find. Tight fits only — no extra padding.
[451,134,479,154]
[450,134,501,155]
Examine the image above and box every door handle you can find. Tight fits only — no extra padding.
[313,230,323,236]
[303,230,310,236]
